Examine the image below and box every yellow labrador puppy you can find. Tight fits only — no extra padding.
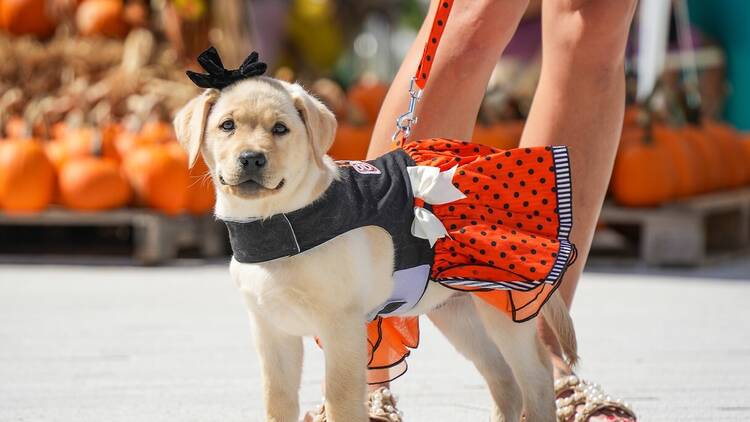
[173,77,577,422]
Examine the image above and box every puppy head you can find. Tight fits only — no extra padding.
[173,77,337,217]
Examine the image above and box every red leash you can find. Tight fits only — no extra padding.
[393,0,454,144]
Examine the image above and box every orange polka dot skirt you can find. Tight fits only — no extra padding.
[366,138,576,383]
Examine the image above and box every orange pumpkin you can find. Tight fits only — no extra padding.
[0,139,55,213]
[140,120,175,144]
[328,124,373,160]
[702,121,748,187]
[76,0,129,38]
[48,127,121,169]
[473,121,523,150]
[651,125,703,197]
[681,125,724,192]
[164,142,214,214]
[58,156,131,210]
[347,77,388,125]
[123,143,188,215]
[44,139,69,171]
[185,155,215,215]
[611,128,677,207]
[115,120,174,157]
[0,0,57,37]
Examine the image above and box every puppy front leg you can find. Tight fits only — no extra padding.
[318,315,368,422]
[248,310,303,422]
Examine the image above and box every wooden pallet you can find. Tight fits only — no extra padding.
[595,188,750,265]
[0,208,227,265]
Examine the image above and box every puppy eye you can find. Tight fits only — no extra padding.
[271,122,289,136]
[220,120,235,132]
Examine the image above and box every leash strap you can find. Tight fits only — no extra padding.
[415,0,454,89]
[393,0,454,144]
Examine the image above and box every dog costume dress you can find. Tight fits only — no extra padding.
[188,1,576,383]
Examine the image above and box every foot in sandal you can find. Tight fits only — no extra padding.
[303,387,403,422]
[554,375,636,422]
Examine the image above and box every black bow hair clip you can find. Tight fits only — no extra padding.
[186,47,268,90]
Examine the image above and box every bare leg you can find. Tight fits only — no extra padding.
[521,0,637,375]
[367,0,530,157]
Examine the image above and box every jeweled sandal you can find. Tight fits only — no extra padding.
[305,387,403,422]
[554,375,636,422]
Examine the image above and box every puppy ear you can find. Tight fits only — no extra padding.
[288,84,337,169]
[173,89,219,168]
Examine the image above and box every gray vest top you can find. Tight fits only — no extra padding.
[222,149,434,318]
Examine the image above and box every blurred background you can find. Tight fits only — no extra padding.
[1,1,750,421]
[0,0,749,266]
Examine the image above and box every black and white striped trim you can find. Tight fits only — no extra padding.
[551,146,572,241]
[438,278,544,292]
[544,146,573,285]
[543,240,573,285]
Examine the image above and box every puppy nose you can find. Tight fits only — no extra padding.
[238,151,266,169]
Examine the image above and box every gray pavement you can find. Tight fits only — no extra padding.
[1,262,749,421]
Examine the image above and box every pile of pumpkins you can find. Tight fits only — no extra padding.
[322,76,523,161]
[0,0,146,39]
[611,107,750,207]
[0,119,214,215]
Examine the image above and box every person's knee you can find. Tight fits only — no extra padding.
[545,0,636,65]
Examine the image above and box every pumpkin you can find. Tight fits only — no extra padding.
[115,120,174,156]
[611,127,677,207]
[139,120,176,143]
[701,121,748,187]
[57,129,131,211]
[0,139,55,213]
[164,142,214,214]
[651,125,703,197]
[681,125,724,192]
[44,139,69,171]
[473,121,523,150]
[76,0,129,38]
[48,127,121,169]
[328,124,372,160]
[58,157,131,210]
[123,143,189,215]
[0,0,57,37]
[347,77,388,125]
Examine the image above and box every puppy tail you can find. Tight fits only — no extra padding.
[541,294,579,368]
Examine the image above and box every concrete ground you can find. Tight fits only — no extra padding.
[1,261,749,421]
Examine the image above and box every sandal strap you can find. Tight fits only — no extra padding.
[554,376,636,422]
[367,387,403,422]
[308,387,403,422]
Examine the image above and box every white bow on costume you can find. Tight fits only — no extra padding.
[406,165,467,246]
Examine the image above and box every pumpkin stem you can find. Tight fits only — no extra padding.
[635,103,654,145]
[91,130,104,157]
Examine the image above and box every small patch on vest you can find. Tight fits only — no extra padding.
[342,161,382,175]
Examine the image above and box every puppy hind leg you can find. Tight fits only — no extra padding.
[472,297,556,422]
[248,311,304,422]
[428,295,522,422]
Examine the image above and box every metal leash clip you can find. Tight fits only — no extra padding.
[392,78,423,142]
